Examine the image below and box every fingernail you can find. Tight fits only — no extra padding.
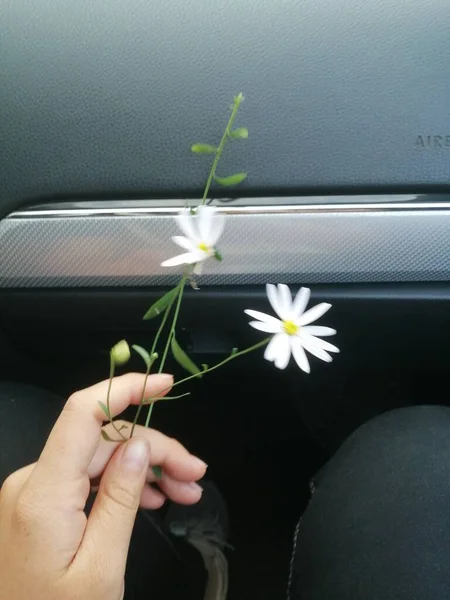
[192,457,208,470]
[188,482,203,494]
[122,437,150,473]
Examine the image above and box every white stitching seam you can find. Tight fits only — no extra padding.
[286,517,301,600]
[286,480,318,600]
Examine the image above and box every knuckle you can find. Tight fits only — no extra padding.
[167,436,186,454]
[66,391,84,411]
[160,433,178,448]
[102,480,139,512]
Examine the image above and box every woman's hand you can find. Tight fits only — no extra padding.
[0,373,207,600]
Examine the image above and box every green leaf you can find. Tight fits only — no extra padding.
[213,172,247,187]
[98,401,110,420]
[143,287,179,320]
[230,347,239,356]
[191,143,218,154]
[101,430,116,442]
[214,249,223,262]
[132,344,154,368]
[201,363,209,371]
[152,466,162,479]
[171,336,202,377]
[230,127,248,139]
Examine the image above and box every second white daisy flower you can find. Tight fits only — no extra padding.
[245,284,339,373]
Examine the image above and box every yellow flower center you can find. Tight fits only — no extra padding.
[283,320,299,336]
[198,242,210,253]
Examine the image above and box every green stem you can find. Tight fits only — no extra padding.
[141,392,191,403]
[131,359,153,437]
[201,93,244,205]
[106,354,127,440]
[144,402,155,429]
[145,337,271,405]
[106,355,114,418]
[144,277,187,428]
[131,283,183,435]
[138,93,244,430]
[158,277,187,373]
[150,284,182,357]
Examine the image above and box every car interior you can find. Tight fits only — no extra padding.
[2,1,450,598]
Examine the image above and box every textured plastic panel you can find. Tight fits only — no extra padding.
[1,0,450,217]
[2,203,450,288]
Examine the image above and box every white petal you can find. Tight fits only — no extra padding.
[191,251,209,264]
[274,344,292,369]
[266,284,285,319]
[248,320,282,334]
[298,302,332,326]
[161,251,203,267]
[197,206,215,243]
[292,287,310,318]
[264,333,291,369]
[175,211,199,243]
[277,284,293,317]
[300,332,339,353]
[172,236,195,250]
[244,309,282,329]
[264,334,279,361]
[302,326,336,337]
[301,337,332,363]
[208,212,225,246]
[291,338,311,373]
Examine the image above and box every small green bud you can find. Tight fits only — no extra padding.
[191,143,218,154]
[214,249,223,262]
[111,340,131,366]
[230,127,248,139]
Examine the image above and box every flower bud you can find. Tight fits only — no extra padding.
[111,339,131,366]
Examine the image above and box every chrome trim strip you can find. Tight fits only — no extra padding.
[9,200,450,219]
[3,198,450,288]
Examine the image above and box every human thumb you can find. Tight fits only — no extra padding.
[79,437,151,578]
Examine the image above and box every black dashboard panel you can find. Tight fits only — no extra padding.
[1,0,450,218]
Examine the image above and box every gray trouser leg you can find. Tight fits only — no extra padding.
[289,406,450,600]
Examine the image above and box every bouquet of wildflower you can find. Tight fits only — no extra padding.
[98,93,339,475]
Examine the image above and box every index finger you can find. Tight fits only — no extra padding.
[28,373,173,490]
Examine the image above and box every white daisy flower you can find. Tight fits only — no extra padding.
[161,206,225,275]
[245,284,339,373]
